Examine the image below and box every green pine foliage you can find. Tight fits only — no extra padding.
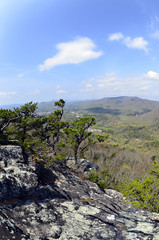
[0,99,96,166]
[88,169,109,190]
[121,160,159,212]
[12,102,38,154]
[65,116,96,162]
[0,108,20,144]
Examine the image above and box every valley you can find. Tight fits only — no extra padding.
[36,97,159,193]
[1,96,159,211]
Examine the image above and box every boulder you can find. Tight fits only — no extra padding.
[66,157,99,176]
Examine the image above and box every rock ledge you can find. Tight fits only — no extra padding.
[0,145,159,240]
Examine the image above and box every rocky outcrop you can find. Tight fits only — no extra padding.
[66,157,99,176]
[0,145,159,240]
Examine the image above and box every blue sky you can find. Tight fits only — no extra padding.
[1,0,159,104]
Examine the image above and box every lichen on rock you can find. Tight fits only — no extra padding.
[0,145,159,240]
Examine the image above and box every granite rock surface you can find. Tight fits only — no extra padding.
[0,145,159,240]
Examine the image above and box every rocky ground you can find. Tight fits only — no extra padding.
[0,145,159,240]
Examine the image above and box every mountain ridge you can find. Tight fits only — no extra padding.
[1,96,159,111]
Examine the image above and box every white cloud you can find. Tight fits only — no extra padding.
[123,37,148,51]
[108,32,148,52]
[55,85,66,94]
[96,72,120,83]
[108,32,123,41]
[39,37,103,71]
[138,86,149,90]
[0,91,16,96]
[146,70,159,80]
[84,83,95,92]
[86,83,93,88]
[81,73,123,95]
[56,90,66,94]
[79,71,156,99]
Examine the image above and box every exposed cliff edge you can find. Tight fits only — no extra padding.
[0,146,159,240]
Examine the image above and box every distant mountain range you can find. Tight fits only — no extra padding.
[76,97,159,115]
[1,96,159,117]
[36,96,159,117]
[0,103,21,110]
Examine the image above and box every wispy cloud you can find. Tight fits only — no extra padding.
[81,73,123,96]
[148,17,159,39]
[108,32,123,41]
[27,89,40,96]
[0,91,16,96]
[79,71,159,99]
[56,90,66,94]
[108,32,148,52]
[145,70,159,80]
[39,37,103,71]
[150,30,159,39]
[56,85,66,94]
[17,73,24,78]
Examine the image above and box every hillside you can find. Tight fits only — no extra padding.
[36,96,159,115]
[58,97,159,157]
[60,97,159,183]
[1,96,159,181]
[65,96,159,115]
[2,96,159,157]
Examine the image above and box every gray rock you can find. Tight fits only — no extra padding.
[66,157,99,176]
[0,145,159,240]
[0,146,38,201]
[104,189,124,201]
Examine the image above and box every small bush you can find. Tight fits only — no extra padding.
[88,170,99,183]
[121,161,159,213]
[88,169,109,190]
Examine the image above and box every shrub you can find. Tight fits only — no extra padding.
[88,169,109,190]
[121,160,159,213]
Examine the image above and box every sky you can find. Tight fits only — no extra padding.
[1,0,159,104]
